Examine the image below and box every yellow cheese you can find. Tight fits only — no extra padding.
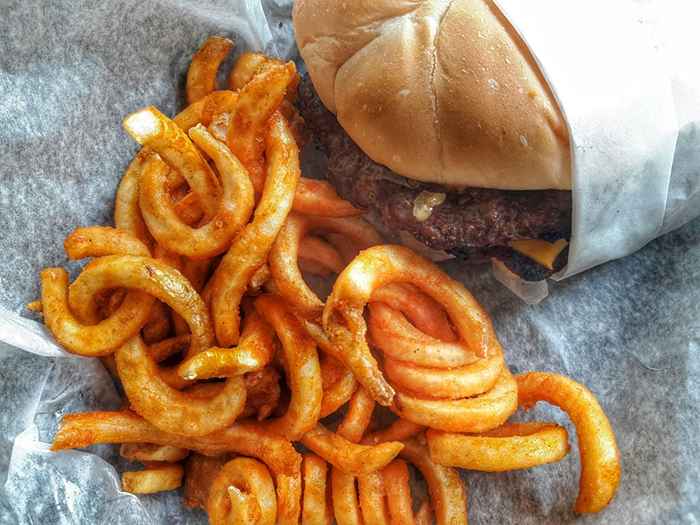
[510,239,569,270]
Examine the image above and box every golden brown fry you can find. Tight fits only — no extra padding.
[299,235,344,275]
[121,462,184,494]
[394,368,518,433]
[40,268,153,357]
[120,443,189,463]
[363,419,425,446]
[227,62,297,186]
[301,424,403,476]
[177,311,275,380]
[139,125,255,258]
[64,226,150,260]
[208,112,300,347]
[229,52,282,91]
[426,423,570,472]
[516,372,621,513]
[255,295,322,440]
[370,282,456,342]
[336,388,375,444]
[174,90,239,132]
[51,411,301,476]
[291,177,361,218]
[331,468,363,525]
[186,36,235,105]
[270,213,383,317]
[383,351,504,400]
[68,255,213,359]
[320,355,358,418]
[115,148,154,246]
[358,470,389,525]
[367,303,477,369]
[382,460,414,525]
[116,336,246,437]
[207,457,277,525]
[399,440,468,525]
[123,106,221,220]
[323,245,504,406]
[302,454,333,525]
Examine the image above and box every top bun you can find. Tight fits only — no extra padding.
[293,0,571,190]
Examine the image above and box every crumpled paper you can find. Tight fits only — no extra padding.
[0,0,698,523]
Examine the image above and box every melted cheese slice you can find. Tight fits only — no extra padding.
[510,239,569,270]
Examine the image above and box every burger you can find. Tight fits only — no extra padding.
[292,0,572,281]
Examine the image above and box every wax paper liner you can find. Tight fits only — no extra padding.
[0,0,698,523]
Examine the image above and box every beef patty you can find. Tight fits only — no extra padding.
[297,77,572,280]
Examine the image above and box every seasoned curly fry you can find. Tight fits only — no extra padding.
[138,124,255,258]
[270,213,383,316]
[208,112,300,347]
[207,457,277,525]
[228,61,358,217]
[394,368,518,433]
[67,255,213,359]
[301,454,333,525]
[177,311,275,380]
[40,268,153,356]
[323,245,504,406]
[370,282,456,342]
[516,372,621,513]
[120,443,189,463]
[255,295,322,440]
[427,423,570,472]
[186,36,235,105]
[115,148,154,246]
[300,424,403,475]
[383,350,504,400]
[367,303,478,368]
[123,106,221,220]
[64,226,150,260]
[116,336,246,436]
[122,462,184,494]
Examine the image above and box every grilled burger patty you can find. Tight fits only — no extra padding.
[297,77,572,280]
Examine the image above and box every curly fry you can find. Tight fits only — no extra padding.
[67,255,213,359]
[427,422,570,472]
[122,462,184,494]
[208,112,300,346]
[186,36,235,105]
[394,368,518,433]
[116,336,246,437]
[177,311,275,380]
[138,125,255,258]
[115,148,154,246]
[323,245,504,406]
[207,457,277,525]
[40,268,153,357]
[123,106,221,220]
[270,213,382,316]
[300,424,402,475]
[516,372,621,513]
[255,295,322,440]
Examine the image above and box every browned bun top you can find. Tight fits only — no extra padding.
[293,0,571,190]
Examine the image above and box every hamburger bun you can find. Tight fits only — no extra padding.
[293,0,572,190]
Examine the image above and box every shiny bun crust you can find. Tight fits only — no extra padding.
[293,0,571,190]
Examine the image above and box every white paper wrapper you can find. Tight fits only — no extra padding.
[0,1,699,524]
[496,0,700,280]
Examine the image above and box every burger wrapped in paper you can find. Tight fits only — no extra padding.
[293,0,700,300]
